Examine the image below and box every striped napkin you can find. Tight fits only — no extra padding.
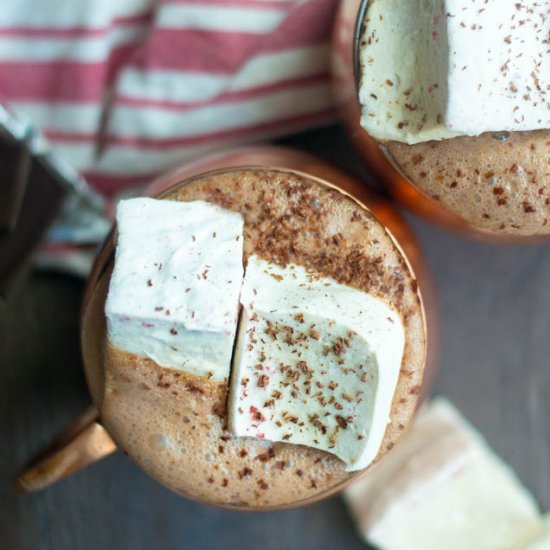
[0,0,338,197]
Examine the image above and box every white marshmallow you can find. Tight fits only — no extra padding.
[444,0,549,135]
[344,399,544,550]
[228,255,405,471]
[522,516,550,550]
[359,0,549,144]
[105,198,244,381]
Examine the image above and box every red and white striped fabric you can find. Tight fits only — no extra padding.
[0,0,338,196]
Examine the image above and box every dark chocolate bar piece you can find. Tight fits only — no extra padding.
[0,156,66,302]
[0,132,31,232]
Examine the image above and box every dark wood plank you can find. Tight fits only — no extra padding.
[1,125,549,549]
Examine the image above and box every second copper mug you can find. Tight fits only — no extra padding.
[332,0,550,242]
[16,146,436,511]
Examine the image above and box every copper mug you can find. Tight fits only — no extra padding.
[16,146,436,510]
[332,0,550,242]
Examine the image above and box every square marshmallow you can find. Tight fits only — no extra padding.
[344,399,544,550]
[359,0,549,144]
[228,255,405,471]
[105,198,244,381]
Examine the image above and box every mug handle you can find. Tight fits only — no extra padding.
[15,406,117,492]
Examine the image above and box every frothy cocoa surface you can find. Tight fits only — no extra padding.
[386,130,550,237]
[82,168,426,508]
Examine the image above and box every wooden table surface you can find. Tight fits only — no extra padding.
[1,125,549,549]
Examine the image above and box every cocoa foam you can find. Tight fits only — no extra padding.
[386,127,550,237]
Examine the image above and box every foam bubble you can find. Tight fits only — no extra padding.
[148,433,169,451]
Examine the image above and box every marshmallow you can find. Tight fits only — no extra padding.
[105,198,244,381]
[344,399,544,550]
[359,0,549,144]
[522,516,550,550]
[228,255,405,471]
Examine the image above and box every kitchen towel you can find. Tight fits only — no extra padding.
[0,0,338,196]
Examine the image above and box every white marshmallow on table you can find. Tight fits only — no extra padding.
[359,0,549,144]
[228,255,405,471]
[105,198,244,382]
[523,516,550,550]
[344,399,544,550]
